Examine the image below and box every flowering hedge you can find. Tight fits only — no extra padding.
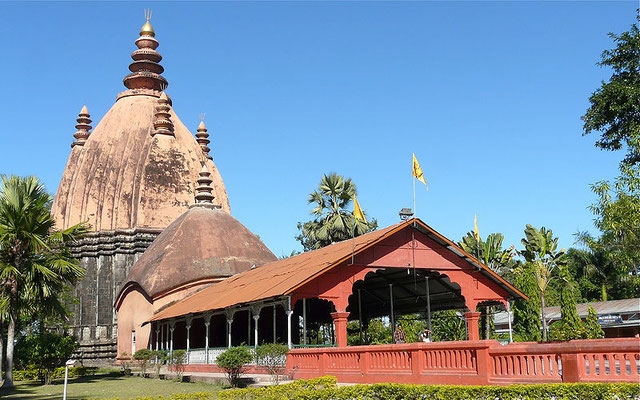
[218,377,640,400]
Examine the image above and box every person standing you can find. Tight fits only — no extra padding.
[394,325,406,343]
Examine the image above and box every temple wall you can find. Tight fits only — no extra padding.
[67,229,161,364]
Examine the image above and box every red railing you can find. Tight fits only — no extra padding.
[287,338,640,385]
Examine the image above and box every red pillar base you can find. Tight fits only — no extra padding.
[331,312,350,347]
[464,311,481,341]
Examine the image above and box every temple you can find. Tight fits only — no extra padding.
[52,16,234,361]
[52,16,640,385]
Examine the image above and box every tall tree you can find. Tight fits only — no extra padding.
[582,13,640,167]
[548,265,584,341]
[296,173,377,251]
[518,225,566,341]
[511,261,542,342]
[0,176,87,388]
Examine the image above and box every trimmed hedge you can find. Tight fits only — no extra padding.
[13,366,98,382]
[98,393,214,400]
[218,377,640,400]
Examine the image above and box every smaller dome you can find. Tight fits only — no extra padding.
[125,206,277,299]
[140,20,155,37]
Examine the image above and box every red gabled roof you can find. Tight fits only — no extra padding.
[147,218,525,323]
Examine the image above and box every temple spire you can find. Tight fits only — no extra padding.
[72,105,92,147]
[196,120,213,160]
[192,164,221,208]
[152,92,174,136]
[123,11,168,91]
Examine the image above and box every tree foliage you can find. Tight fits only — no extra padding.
[549,266,585,341]
[14,331,78,384]
[217,347,253,387]
[518,225,566,341]
[296,173,377,251]
[430,310,466,342]
[512,261,542,342]
[0,175,88,388]
[582,14,640,167]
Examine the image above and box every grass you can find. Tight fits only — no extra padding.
[0,373,223,400]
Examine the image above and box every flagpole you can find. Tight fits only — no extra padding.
[413,176,416,216]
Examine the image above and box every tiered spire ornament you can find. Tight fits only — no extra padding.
[72,105,92,147]
[123,10,168,91]
[196,121,213,160]
[192,165,221,208]
[152,92,174,136]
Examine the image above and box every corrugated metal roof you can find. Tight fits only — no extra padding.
[147,218,525,323]
[494,298,640,325]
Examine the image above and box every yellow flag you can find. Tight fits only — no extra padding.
[412,153,427,187]
[353,195,366,223]
[474,214,480,240]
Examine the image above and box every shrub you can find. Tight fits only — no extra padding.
[254,343,289,384]
[216,347,253,387]
[13,366,97,382]
[14,331,78,384]
[218,379,640,400]
[170,350,187,381]
[134,348,155,377]
[153,349,169,378]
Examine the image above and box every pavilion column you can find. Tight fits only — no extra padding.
[273,305,277,343]
[205,318,211,364]
[330,312,350,347]
[186,319,191,363]
[155,328,159,351]
[253,314,260,348]
[302,298,307,346]
[464,311,481,341]
[227,317,233,348]
[286,310,293,349]
[169,323,175,355]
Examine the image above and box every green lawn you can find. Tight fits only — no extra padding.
[0,373,223,400]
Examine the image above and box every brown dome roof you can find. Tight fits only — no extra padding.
[124,206,277,298]
[52,92,230,231]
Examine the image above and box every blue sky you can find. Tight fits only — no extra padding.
[0,1,636,256]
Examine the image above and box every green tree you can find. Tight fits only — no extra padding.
[14,331,78,384]
[459,231,515,338]
[584,306,605,339]
[430,310,466,342]
[216,346,253,387]
[0,175,87,388]
[577,172,640,300]
[519,225,566,341]
[511,261,541,342]
[296,173,377,251]
[548,266,585,341]
[582,13,640,167]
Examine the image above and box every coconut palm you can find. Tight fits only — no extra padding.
[0,175,87,388]
[296,173,376,251]
[519,225,566,341]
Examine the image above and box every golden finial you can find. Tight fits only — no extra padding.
[140,9,155,37]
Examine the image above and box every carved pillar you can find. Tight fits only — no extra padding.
[330,312,350,347]
[464,311,481,341]
[253,314,260,348]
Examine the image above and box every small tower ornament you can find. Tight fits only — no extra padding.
[152,92,174,136]
[192,164,221,209]
[196,114,212,160]
[72,105,92,147]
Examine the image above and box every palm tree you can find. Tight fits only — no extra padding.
[519,225,566,341]
[296,173,376,251]
[459,232,515,338]
[0,176,87,388]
